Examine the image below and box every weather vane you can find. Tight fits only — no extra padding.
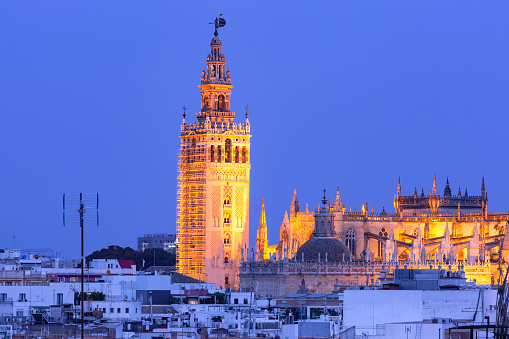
[209,14,226,37]
[182,105,186,119]
[245,104,249,119]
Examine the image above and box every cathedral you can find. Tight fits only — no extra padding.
[244,177,509,297]
[177,22,250,290]
[177,22,509,295]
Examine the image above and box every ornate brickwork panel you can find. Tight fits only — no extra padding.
[235,186,244,220]
[212,185,221,219]
[210,168,247,181]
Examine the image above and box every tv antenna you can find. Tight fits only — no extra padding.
[209,14,226,36]
[63,193,99,339]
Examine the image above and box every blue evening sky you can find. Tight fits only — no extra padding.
[1,1,508,258]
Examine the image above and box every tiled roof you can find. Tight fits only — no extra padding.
[117,259,136,269]
[170,272,203,283]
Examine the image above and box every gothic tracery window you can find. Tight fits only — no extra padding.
[345,229,356,256]
[378,228,388,257]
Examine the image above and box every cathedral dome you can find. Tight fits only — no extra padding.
[295,237,351,262]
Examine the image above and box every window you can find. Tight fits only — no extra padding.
[135,308,138,313]
[58,276,65,282]
[110,308,114,313]
[0,293,7,301]
[244,299,248,304]
[378,228,388,257]
[217,146,222,162]
[5,282,12,286]
[210,145,215,162]
[224,234,231,247]
[57,293,64,305]
[225,139,232,163]
[234,298,238,304]
[225,276,229,286]
[103,308,106,313]
[70,277,76,282]
[224,195,231,205]
[16,310,23,317]
[234,146,239,163]
[218,95,225,111]
[345,229,356,256]
[125,308,129,313]
[19,293,26,302]
[117,308,121,313]
[241,147,247,163]
[224,212,231,224]
[224,256,229,264]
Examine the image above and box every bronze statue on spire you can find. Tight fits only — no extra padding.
[210,15,226,36]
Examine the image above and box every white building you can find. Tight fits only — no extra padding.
[343,289,497,337]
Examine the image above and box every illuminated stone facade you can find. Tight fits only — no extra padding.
[178,33,250,290]
[247,177,509,296]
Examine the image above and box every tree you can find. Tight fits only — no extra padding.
[86,245,176,270]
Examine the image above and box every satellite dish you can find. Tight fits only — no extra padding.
[34,254,39,259]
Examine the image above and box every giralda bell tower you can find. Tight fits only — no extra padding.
[177,18,250,290]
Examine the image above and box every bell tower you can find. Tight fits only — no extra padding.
[177,19,251,290]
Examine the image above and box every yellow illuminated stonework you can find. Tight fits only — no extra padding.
[250,177,509,295]
[177,35,250,290]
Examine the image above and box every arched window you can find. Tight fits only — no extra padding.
[241,147,247,163]
[224,212,231,224]
[225,276,229,286]
[224,195,231,205]
[210,145,215,162]
[224,233,231,246]
[378,228,388,257]
[217,146,222,162]
[225,139,232,163]
[234,146,239,163]
[345,229,356,256]
[224,256,229,263]
[218,95,225,111]
[202,95,209,111]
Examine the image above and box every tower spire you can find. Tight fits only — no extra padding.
[198,19,233,124]
[259,197,267,226]
[256,198,268,262]
[333,186,343,212]
[444,177,451,196]
[291,187,299,214]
